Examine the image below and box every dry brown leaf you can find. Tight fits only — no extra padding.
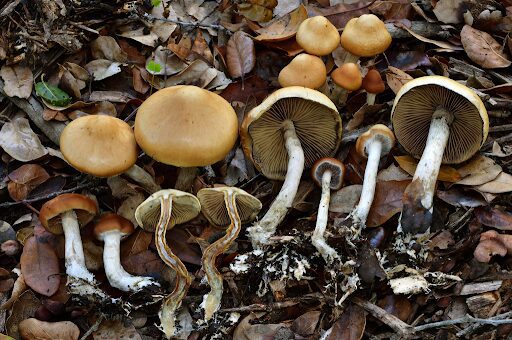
[145,46,187,76]
[132,67,150,94]
[0,116,48,162]
[254,5,307,42]
[90,36,128,63]
[432,0,465,24]
[63,62,89,82]
[437,187,489,208]
[345,104,386,131]
[58,65,84,99]
[7,164,50,201]
[93,319,141,340]
[328,304,366,340]
[370,0,412,20]
[121,250,163,277]
[85,59,122,81]
[20,236,60,296]
[461,25,511,69]
[161,59,218,89]
[233,312,289,339]
[456,164,502,186]
[395,155,462,182]
[120,229,153,258]
[238,4,273,22]
[226,31,256,79]
[367,180,410,227]
[0,65,33,99]
[475,207,512,231]
[83,240,103,271]
[191,29,214,64]
[19,319,79,340]
[394,22,462,50]
[0,273,27,311]
[291,311,321,336]
[377,163,412,182]
[476,172,512,193]
[385,66,413,94]
[329,184,362,213]
[457,155,497,177]
[6,290,39,339]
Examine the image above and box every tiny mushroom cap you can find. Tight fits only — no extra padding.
[241,86,342,180]
[60,115,138,177]
[134,85,238,167]
[362,70,385,94]
[340,14,392,57]
[278,54,327,89]
[296,16,340,56]
[39,194,98,234]
[311,158,345,190]
[356,124,395,158]
[331,63,362,91]
[94,213,134,240]
[392,76,489,164]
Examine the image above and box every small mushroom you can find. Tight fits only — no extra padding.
[278,53,327,89]
[474,230,512,263]
[392,76,488,234]
[331,63,362,105]
[197,187,262,320]
[135,189,201,339]
[39,194,98,282]
[296,16,340,56]
[310,158,345,263]
[362,69,386,105]
[94,213,158,292]
[350,125,395,228]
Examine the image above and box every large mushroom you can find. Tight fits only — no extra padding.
[296,16,340,57]
[392,76,488,234]
[135,189,201,339]
[197,187,262,321]
[241,87,342,248]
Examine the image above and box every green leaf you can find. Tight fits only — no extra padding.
[146,60,162,73]
[151,0,161,7]
[35,81,72,107]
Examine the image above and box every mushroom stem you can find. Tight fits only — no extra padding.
[174,167,198,192]
[202,190,240,320]
[343,53,359,64]
[367,93,377,105]
[124,164,161,193]
[61,210,94,283]
[248,120,305,248]
[331,85,349,106]
[312,170,339,263]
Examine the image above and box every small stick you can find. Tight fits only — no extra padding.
[414,312,512,332]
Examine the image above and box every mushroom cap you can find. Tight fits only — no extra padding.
[362,69,385,94]
[391,76,489,164]
[134,85,238,167]
[60,115,138,177]
[340,14,392,57]
[197,187,262,227]
[39,194,98,234]
[278,54,327,89]
[135,189,201,232]
[311,157,345,190]
[331,63,362,91]
[356,124,395,158]
[240,86,342,180]
[296,16,340,56]
[93,213,134,241]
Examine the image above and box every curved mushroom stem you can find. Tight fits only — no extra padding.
[366,93,377,105]
[124,164,161,193]
[248,120,305,249]
[312,170,339,264]
[102,231,159,292]
[399,108,451,234]
[61,210,95,283]
[201,190,240,320]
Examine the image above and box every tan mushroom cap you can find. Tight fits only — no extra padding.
[296,16,340,56]
[94,213,134,239]
[134,85,238,167]
[278,54,327,89]
[197,187,262,227]
[135,189,201,232]
[240,86,342,180]
[356,124,395,157]
[39,194,98,234]
[391,76,489,164]
[311,157,345,190]
[331,63,362,91]
[60,115,137,177]
[340,14,392,57]
[362,69,385,94]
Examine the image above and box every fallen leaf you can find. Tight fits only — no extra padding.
[0,221,16,243]
[7,164,50,201]
[0,65,33,99]
[432,0,465,24]
[226,31,256,79]
[484,141,512,158]
[345,104,386,131]
[437,187,489,208]
[93,319,141,340]
[63,62,89,82]
[90,36,128,63]
[377,163,412,182]
[220,75,269,104]
[223,147,249,186]
[146,59,217,89]
[0,268,14,293]
[385,66,413,94]
[233,312,289,339]
[145,46,187,76]
[291,310,321,336]
[254,5,307,42]
[367,180,410,227]
[329,184,362,213]
[0,116,48,162]
[107,176,145,225]
[377,295,413,322]
[370,0,412,20]
[328,304,366,340]
[238,4,274,22]
[394,22,462,50]
[20,236,60,296]
[476,172,512,193]
[167,227,202,266]
[387,50,432,70]
[475,207,512,231]
[85,59,122,81]
[19,319,79,340]
[461,25,511,69]
[118,25,159,47]
[83,240,103,271]
[120,229,153,258]
[122,250,163,277]
[429,230,455,250]
[395,155,462,182]
[456,165,502,186]
[6,290,39,339]
[191,29,214,64]
[58,65,84,99]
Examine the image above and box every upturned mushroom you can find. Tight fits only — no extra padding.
[310,158,345,263]
[241,87,342,248]
[197,187,262,321]
[135,189,201,339]
[331,63,362,104]
[94,213,158,292]
[362,69,386,105]
[278,54,327,89]
[296,16,340,56]
[474,230,512,263]
[392,76,488,234]
[350,125,395,228]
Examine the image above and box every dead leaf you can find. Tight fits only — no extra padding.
[145,46,187,76]
[167,227,202,266]
[132,67,150,94]
[432,0,465,24]
[8,164,50,201]
[385,66,413,94]
[0,116,48,162]
[485,141,512,158]
[461,25,511,69]
[6,290,39,339]
[291,311,321,336]
[107,176,144,225]
[226,31,256,79]
[233,312,289,339]
[159,59,218,89]
[19,319,79,340]
[394,22,462,50]
[93,319,141,340]
[0,268,14,293]
[254,5,307,42]
[58,65,84,99]
[117,25,159,47]
[476,172,512,193]
[0,65,33,99]
[90,36,127,63]
[370,0,412,20]
[20,236,60,296]
[120,229,152,258]
[191,30,214,64]
[85,59,122,81]
[238,4,274,23]
[220,75,269,104]
[345,104,386,131]
[456,164,502,186]
[223,147,249,186]
[63,62,89,82]
[377,163,412,182]
[395,155,462,182]
[121,250,163,277]
[437,187,489,208]
[83,240,103,271]
[367,180,411,227]
[329,184,362,213]
[475,207,512,230]
[328,304,366,340]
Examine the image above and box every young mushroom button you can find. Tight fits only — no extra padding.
[278,54,327,89]
[392,76,488,234]
[296,16,340,57]
[362,70,386,106]
[331,63,362,105]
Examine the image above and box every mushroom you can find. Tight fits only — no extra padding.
[340,14,392,63]
[310,158,345,263]
[94,213,158,292]
[331,63,362,105]
[392,76,488,234]
[278,53,327,89]
[197,187,262,320]
[135,189,201,339]
[296,16,340,57]
[39,194,98,282]
[241,87,342,248]
[474,230,512,263]
[134,85,238,192]
[60,115,160,193]
[362,69,386,105]
[350,125,395,228]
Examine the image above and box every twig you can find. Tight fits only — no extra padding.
[142,13,226,30]
[79,315,104,340]
[456,311,512,337]
[219,300,298,313]
[489,124,512,133]
[414,312,512,332]
[385,21,451,39]
[482,132,512,150]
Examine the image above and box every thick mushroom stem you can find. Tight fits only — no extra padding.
[124,164,161,193]
[248,120,305,248]
[312,170,339,263]
[174,167,198,192]
[343,53,359,64]
[331,85,349,106]
[61,210,94,283]
[367,93,377,106]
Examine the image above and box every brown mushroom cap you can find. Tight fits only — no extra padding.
[197,187,262,227]
[340,14,392,57]
[391,76,489,164]
[311,157,345,190]
[240,86,342,180]
[474,230,511,263]
[331,63,362,91]
[356,124,395,158]
[362,69,385,94]
[60,115,138,177]
[134,85,238,167]
[278,54,327,89]
[296,16,340,56]
[39,194,98,234]
[94,213,134,240]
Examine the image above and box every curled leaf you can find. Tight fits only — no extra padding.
[0,116,48,162]
[461,25,511,69]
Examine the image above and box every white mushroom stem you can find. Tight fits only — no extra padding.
[124,164,161,193]
[367,93,377,105]
[61,210,95,283]
[312,170,339,264]
[101,231,158,292]
[343,53,359,64]
[174,167,198,192]
[248,120,304,249]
